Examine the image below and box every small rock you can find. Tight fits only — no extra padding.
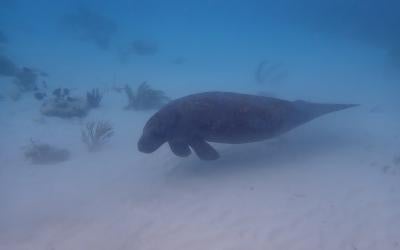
[40,97,88,118]
[24,141,70,165]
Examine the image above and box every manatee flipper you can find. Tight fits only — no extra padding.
[189,138,220,160]
[168,140,192,157]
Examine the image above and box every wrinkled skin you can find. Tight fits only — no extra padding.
[138,92,357,160]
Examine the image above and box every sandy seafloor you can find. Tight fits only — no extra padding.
[0,90,399,250]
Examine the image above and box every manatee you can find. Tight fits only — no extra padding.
[138,92,357,160]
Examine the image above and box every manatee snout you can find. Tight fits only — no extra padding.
[137,134,165,153]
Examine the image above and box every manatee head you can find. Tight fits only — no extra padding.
[138,108,177,153]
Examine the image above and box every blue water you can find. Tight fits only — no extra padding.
[1,0,398,99]
[1,1,400,249]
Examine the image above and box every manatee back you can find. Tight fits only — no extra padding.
[171,93,357,144]
[172,92,298,143]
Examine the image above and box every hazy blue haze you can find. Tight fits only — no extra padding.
[1,0,398,102]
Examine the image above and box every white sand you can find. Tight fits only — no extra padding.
[1,94,400,250]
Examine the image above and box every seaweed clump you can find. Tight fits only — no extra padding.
[81,120,114,152]
[86,88,103,109]
[40,88,89,118]
[24,140,70,165]
[124,82,169,110]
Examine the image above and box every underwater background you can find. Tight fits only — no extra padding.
[1,0,400,249]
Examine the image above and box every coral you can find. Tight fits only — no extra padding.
[40,88,89,118]
[24,140,70,165]
[81,120,114,152]
[86,88,103,108]
[124,82,169,110]
[41,97,88,118]
[53,88,70,99]
[255,60,288,85]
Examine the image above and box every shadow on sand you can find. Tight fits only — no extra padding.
[165,124,360,180]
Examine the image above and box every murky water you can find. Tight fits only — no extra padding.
[1,1,400,249]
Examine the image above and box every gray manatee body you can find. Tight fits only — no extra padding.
[138,92,357,160]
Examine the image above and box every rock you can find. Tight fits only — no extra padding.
[24,142,70,165]
[40,97,88,118]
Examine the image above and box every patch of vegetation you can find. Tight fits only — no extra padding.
[86,88,103,108]
[24,140,70,165]
[124,82,169,110]
[81,120,114,152]
[40,88,89,118]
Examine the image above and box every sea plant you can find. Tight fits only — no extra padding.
[81,120,114,152]
[40,87,89,118]
[24,140,70,165]
[52,88,71,100]
[86,88,103,108]
[124,82,169,110]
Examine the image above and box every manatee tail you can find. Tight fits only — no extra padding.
[294,100,359,119]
